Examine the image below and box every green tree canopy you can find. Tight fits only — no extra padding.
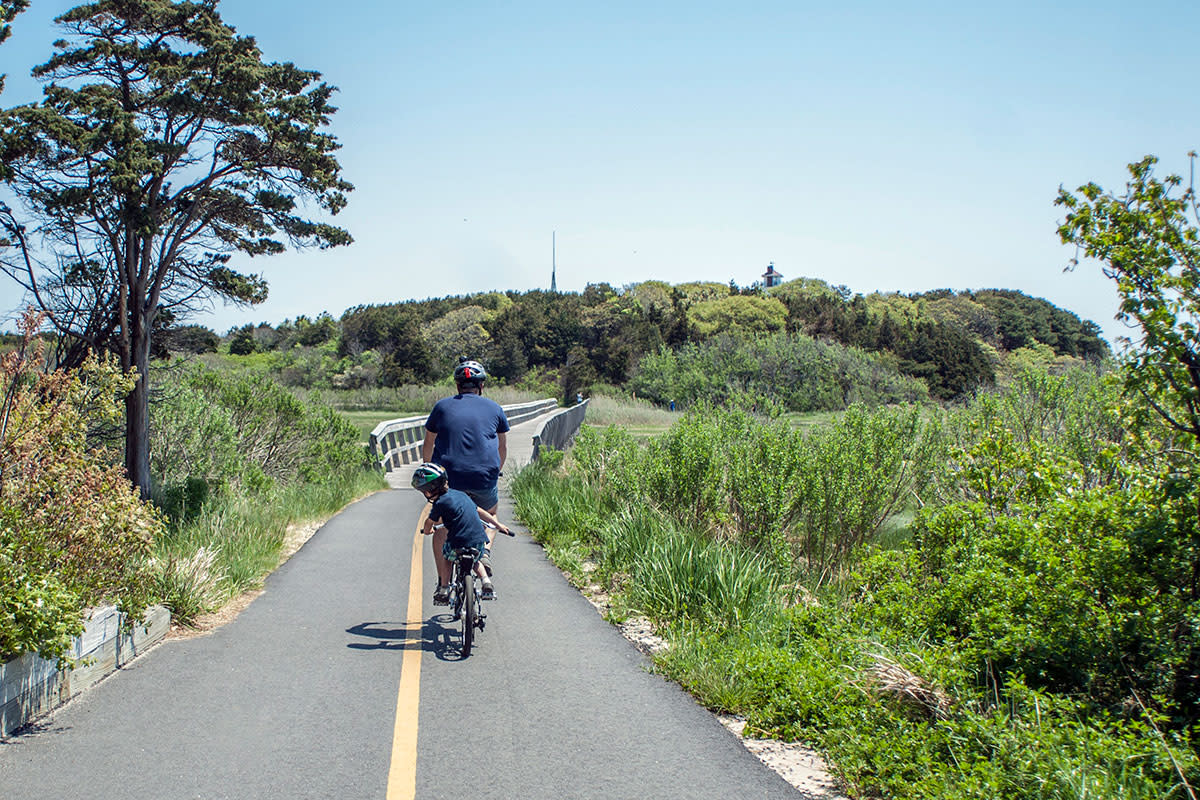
[1058,153,1200,438]
[686,295,788,338]
[674,280,730,305]
[0,0,352,494]
[425,305,493,374]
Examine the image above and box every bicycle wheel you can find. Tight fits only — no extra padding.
[461,572,475,657]
[451,565,464,620]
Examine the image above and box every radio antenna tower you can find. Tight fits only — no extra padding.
[551,231,557,292]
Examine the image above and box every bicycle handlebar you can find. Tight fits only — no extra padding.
[432,521,516,537]
[484,521,516,537]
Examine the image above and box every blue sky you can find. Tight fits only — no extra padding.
[3,1,1198,346]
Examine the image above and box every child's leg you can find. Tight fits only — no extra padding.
[432,528,452,586]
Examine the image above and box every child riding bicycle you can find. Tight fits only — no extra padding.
[411,462,510,603]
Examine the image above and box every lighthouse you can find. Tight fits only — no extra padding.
[761,262,783,288]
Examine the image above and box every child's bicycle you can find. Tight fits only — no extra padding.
[446,545,485,657]
[445,523,514,658]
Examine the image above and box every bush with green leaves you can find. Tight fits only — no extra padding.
[151,363,374,518]
[659,617,1198,800]
[573,404,941,576]
[512,362,1200,799]
[930,367,1124,507]
[0,317,162,661]
[629,331,928,413]
[0,534,80,662]
[146,362,383,623]
[863,436,1200,718]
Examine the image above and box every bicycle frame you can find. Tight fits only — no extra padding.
[447,546,485,657]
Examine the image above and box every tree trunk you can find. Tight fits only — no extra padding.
[124,310,152,499]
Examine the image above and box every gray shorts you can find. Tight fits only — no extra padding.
[459,485,498,511]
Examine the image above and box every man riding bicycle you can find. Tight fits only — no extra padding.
[421,358,509,603]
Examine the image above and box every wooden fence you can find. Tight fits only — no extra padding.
[368,398,561,471]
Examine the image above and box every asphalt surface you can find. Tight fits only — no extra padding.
[0,485,805,799]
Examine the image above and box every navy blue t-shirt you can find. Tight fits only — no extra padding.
[428,489,489,551]
[425,394,510,491]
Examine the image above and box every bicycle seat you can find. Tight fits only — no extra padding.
[448,546,481,561]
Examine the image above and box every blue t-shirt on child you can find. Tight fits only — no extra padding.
[429,489,489,552]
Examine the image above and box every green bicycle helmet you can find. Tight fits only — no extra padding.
[411,462,448,492]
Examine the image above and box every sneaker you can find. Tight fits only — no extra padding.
[479,551,493,577]
[433,584,450,605]
[481,580,495,600]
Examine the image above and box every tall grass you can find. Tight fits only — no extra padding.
[582,391,677,430]
[154,468,383,623]
[626,516,782,630]
[512,465,783,631]
[509,375,1198,800]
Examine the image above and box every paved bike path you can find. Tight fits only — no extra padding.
[0,494,410,798]
[0,486,805,799]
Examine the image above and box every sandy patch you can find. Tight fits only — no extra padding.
[719,715,845,799]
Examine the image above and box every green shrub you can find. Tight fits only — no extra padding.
[787,404,941,579]
[584,404,942,577]
[151,363,375,522]
[0,535,81,662]
[147,361,384,623]
[629,331,928,413]
[0,319,162,659]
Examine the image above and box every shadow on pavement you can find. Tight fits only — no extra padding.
[345,619,476,662]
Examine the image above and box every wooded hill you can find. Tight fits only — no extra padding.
[182,278,1109,410]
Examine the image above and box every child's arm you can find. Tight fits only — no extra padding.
[422,511,440,536]
[476,507,511,537]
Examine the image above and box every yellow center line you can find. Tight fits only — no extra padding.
[386,508,427,800]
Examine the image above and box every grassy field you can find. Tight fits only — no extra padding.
[341,409,411,443]
[582,393,676,438]
[580,400,846,440]
[344,401,846,445]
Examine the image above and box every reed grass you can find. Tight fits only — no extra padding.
[154,468,384,623]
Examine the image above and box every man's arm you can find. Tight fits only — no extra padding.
[497,431,507,471]
[421,431,436,462]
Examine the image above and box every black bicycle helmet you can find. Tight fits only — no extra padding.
[411,462,448,492]
[454,357,488,387]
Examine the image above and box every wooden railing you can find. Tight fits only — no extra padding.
[368,398,561,471]
[531,399,590,461]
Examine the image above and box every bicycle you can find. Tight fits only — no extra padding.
[448,545,485,656]
[445,524,513,658]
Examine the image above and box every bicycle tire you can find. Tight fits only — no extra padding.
[461,570,475,657]
[451,564,464,620]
